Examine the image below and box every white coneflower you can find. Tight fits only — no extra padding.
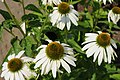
[34,40,76,78]
[82,31,117,66]
[96,0,113,5]
[42,0,61,5]
[49,2,79,30]
[108,7,120,24]
[1,50,37,80]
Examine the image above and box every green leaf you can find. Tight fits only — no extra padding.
[110,74,120,80]
[25,4,41,13]
[0,24,3,41]
[67,39,84,53]
[86,12,93,28]
[22,13,38,21]
[24,36,37,57]
[2,20,15,30]
[0,9,12,20]
[71,0,81,5]
[11,39,23,54]
[91,73,96,80]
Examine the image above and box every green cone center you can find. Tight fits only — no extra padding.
[46,42,64,60]
[8,58,23,72]
[29,63,35,70]
[97,33,110,47]
[112,7,120,14]
[58,2,70,14]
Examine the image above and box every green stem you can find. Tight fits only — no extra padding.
[4,28,21,41]
[64,27,68,43]
[4,28,16,37]
[21,0,25,15]
[3,0,25,36]
[58,72,62,80]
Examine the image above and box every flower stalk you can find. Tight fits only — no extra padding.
[3,0,25,36]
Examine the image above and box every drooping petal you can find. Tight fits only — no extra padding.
[4,71,11,80]
[34,57,47,68]
[63,56,76,67]
[15,72,20,80]
[41,58,49,75]
[86,44,99,57]
[93,47,100,62]
[60,59,71,73]
[1,69,9,77]
[10,73,14,80]
[98,48,104,65]
[106,46,112,63]
[52,61,57,78]
[18,71,25,80]
[45,59,51,74]
[33,49,46,62]
[110,39,117,49]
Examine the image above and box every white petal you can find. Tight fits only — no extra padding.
[16,50,25,58]
[1,69,9,77]
[33,49,46,62]
[18,71,25,80]
[66,55,76,61]
[86,44,99,57]
[57,21,65,30]
[45,59,51,74]
[56,60,60,69]
[10,73,14,80]
[93,47,100,62]
[82,42,96,51]
[69,12,78,21]
[61,43,69,47]
[103,0,106,5]
[106,46,112,63]
[4,71,11,80]
[82,40,96,45]
[20,69,29,78]
[8,54,15,61]
[85,33,98,37]
[21,57,33,62]
[36,45,47,51]
[64,47,74,55]
[63,56,76,67]
[15,72,20,80]
[34,57,47,68]
[108,10,112,22]
[2,62,8,71]
[71,9,79,16]
[98,48,104,65]
[66,19,71,30]
[52,61,57,78]
[41,58,49,75]
[85,36,97,41]
[110,39,117,49]
[103,49,107,62]
[68,13,78,26]
[60,59,71,73]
